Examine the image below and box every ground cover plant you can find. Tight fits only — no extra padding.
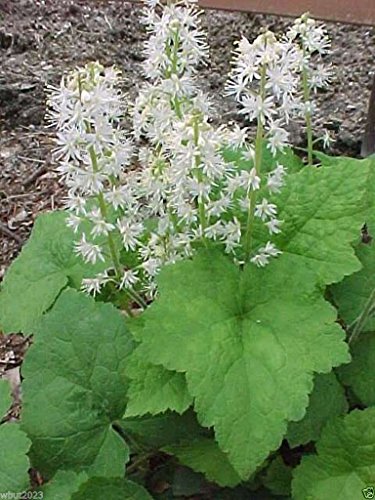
[0,0,374,498]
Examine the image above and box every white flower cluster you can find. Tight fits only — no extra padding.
[226,31,303,155]
[287,13,332,95]
[47,62,137,297]
[47,3,333,302]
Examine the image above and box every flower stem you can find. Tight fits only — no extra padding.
[88,145,122,276]
[348,288,375,345]
[193,114,208,243]
[302,58,313,167]
[244,66,266,262]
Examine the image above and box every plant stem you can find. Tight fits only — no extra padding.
[88,145,122,276]
[348,288,375,345]
[193,114,208,244]
[244,67,266,262]
[301,57,313,167]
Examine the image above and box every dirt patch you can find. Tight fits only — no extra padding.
[1,0,375,275]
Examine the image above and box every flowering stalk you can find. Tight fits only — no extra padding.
[244,66,266,261]
[287,13,332,165]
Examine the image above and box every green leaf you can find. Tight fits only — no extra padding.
[0,424,31,492]
[0,211,107,333]
[122,410,209,450]
[331,241,375,333]
[261,456,292,496]
[286,372,348,448]
[164,437,242,487]
[21,289,134,478]
[338,332,375,406]
[42,471,88,500]
[133,250,349,478]
[275,159,372,285]
[71,477,152,500]
[125,351,192,417]
[292,408,375,500]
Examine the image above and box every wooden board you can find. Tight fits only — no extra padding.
[199,0,375,26]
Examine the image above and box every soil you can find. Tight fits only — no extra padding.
[1,0,375,277]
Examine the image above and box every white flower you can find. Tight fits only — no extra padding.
[119,269,139,290]
[81,278,102,296]
[75,233,105,264]
[266,121,289,155]
[117,219,144,251]
[251,241,282,267]
[321,129,332,149]
[254,198,278,221]
[265,218,283,234]
[267,164,287,193]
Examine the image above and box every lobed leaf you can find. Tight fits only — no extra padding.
[0,211,107,334]
[21,289,134,478]
[275,159,372,286]
[125,351,192,417]
[0,380,31,493]
[286,372,348,448]
[164,437,242,488]
[292,408,375,500]
[331,241,375,333]
[71,477,152,500]
[338,332,375,407]
[133,250,349,478]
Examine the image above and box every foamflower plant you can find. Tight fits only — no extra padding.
[0,1,374,498]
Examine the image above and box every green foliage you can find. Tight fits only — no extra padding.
[122,410,207,450]
[332,241,375,333]
[292,408,375,500]
[286,372,348,447]
[0,149,373,497]
[21,289,133,478]
[261,456,292,497]
[71,477,152,500]
[275,159,371,286]
[131,249,349,478]
[0,211,107,333]
[338,332,375,406]
[164,437,242,487]
[124,352,192,417]
[0,380,31,493]
[42,471,88,499]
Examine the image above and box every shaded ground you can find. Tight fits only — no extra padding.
[1,0,375,276]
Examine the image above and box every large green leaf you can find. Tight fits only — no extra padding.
[0,211,107,333]
[125,352,192,417]
[0,380,31,493]
[22,289,134,478]
[275,159,372,286]
[286,372,348,448]
[331,241,375,333]
[42,471,88,500]
[292,408,375,500]
[338,332,375,406]
[122,410,209,451]
[71,477,152,500]
[164,437,242,487]
[43,473,152,500]
[133,250,349,478]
